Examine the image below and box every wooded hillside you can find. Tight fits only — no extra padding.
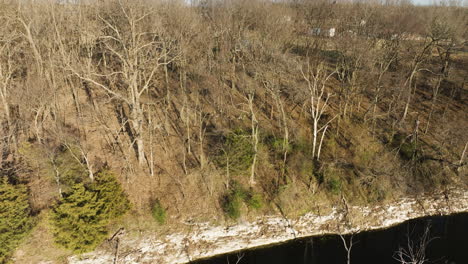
[0,0,467,261]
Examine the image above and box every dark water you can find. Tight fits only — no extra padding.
[192,213,468,264]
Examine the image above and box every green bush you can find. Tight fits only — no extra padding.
[222,192,243,220]
[90,170,131,219]
[51,184,108,253]
[399,141,418,160]
[392,133,418,160]
[327,177,342,195]
[51,169,130,253]
[222,181,246,219]
[222,181,263,219]
[0,178,33,263]
[264,135,291,155]
[216,130,255,174]
[246,193,264,210]
[151,200,167,225]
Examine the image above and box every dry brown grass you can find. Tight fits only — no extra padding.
[0,1,465,261]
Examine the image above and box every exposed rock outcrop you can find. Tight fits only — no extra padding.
[70,188,468,264]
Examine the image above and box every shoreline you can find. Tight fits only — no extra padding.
[69,188,468,264]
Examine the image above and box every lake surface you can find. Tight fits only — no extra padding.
[192,213,468,264]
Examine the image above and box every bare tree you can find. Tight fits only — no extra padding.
[340,234,356,264]
[68,1,177,166]
[0,21,17,151]
[262,75,290,185]
[423,14,463,134]
[400,38,435,123]
[301,62,336,161]
[226,251,245,264]
[246,92,259,186]
[394,224,437,264]
[17,14,43,75]
[63,141,94,182]
[364,37,400,132]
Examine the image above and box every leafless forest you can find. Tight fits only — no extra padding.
[0,0,467,261]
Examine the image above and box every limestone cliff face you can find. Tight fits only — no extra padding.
[69,189,468,264]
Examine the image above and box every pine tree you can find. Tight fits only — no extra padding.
[52,184,108,253]
[51,169,130,253]
[91,169,130,219]
[0,178,33,263]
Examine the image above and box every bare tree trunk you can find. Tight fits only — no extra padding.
[131,101,146,165]
[225,154,230,190]
[0,41,15,150]
[196,95,208,170]
[113,237,120,264]
[340,235,354,264]
[402,69,417,122]
[0,85,11,134]
[312,118,318,158]
[277,97,289,182]
[247,93,258,186]
[424,76,442,134]
[50,159,62,198]
[402,40,434,122]
[317,125,328,161]
[148,107,155,177]
[69,80,82,118]
[65,2,172,167]
[80,148,94,182]
[18,17,43,75]
[33,106,44,144]
[460,141,468,166]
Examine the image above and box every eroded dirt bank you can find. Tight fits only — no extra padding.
[70,189,468,264]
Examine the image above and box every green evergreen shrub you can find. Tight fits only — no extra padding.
[222,181,246,219]
[51,184,108,253]
[392,133,418,160]
[0,178,33,263]
[90,170,131,219]
[222,192,243,220]
[51,169,130,253]
[216,130,255,174]
[222,181,263,219]
[327,177,342,195]
[246,192,264,210]
[151,200,167,225]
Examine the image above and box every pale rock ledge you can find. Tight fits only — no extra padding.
[69,188,468,264]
